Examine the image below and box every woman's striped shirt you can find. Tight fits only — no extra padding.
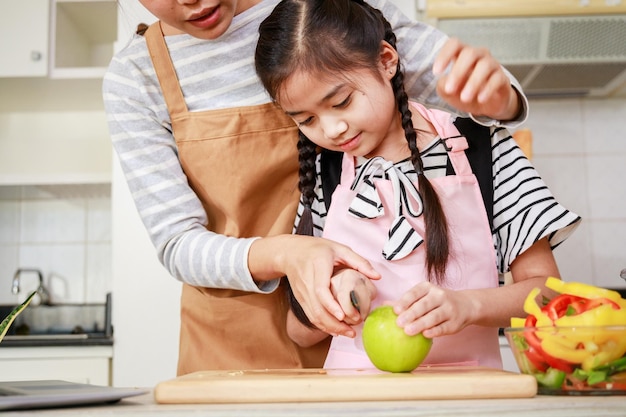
[103,0,525,292]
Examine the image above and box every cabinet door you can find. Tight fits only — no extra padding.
[0,0,49,77]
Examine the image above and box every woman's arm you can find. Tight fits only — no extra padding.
[104,38,277,293]
[369,0,528,127]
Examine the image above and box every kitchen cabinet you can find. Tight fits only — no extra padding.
[0,346,113,386]
[0,0,117,185]
[0,0,49,77]
[0,0,117,79]
[426,0,626,19]
[51,0,118,79]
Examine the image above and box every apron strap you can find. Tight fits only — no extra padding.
[144,22,189,117]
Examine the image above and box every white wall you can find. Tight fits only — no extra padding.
[524,97,626,289]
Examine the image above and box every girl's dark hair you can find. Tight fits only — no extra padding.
[255,0,449,325]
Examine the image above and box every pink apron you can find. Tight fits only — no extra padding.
[323,103,502,370]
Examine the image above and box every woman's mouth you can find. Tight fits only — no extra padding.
[187,7,220,29]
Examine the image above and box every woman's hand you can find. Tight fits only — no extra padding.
[433,37,522,122]
[329,268,378,326]
[391,281,479,339]
[249,235,380,338]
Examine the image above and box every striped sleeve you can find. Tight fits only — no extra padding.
[102,35,277,294]
[491,128,581,273]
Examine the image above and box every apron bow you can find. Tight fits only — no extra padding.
[348,157,424,261]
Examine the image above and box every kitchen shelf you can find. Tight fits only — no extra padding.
[50,0,118,79]
[427,0,626,19]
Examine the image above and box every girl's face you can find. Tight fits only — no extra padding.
[139,0,260,39]
[276,44,409,161]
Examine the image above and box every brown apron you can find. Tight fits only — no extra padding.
[144,23,330,375]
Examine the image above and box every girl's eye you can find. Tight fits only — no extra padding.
[297,116,314,127]
[335,94,352,109]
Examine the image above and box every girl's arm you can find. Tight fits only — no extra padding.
[393,238,559,338]
[393,129,581,338]
[287,309,329,348]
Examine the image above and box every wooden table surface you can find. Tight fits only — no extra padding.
[3,391,626,417]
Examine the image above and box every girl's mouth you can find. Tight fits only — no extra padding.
[339,134,361,152]
[187,7,220,29]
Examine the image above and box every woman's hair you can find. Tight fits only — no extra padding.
[255,0,449,325]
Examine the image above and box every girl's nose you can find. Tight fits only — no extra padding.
[321,117,348,140]
[177,0,199,4]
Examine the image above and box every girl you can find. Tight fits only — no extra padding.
[104,0,528,373]
[255,0,581,368]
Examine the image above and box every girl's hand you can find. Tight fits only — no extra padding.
[433,37,522,122]
[329,268,378,326]
[285,268,376,346]
[391,281,479,339]
[250,235,380,338]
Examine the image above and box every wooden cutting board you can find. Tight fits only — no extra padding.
[154,366,537,403]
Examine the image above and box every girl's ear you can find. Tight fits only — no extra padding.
[380,41,399,79]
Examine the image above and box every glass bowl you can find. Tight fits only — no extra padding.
[504,326,626,395]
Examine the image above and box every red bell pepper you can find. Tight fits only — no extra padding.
[542,294,587,321]
[523,315,575,373]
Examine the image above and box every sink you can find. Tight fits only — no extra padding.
[0,293,112,342]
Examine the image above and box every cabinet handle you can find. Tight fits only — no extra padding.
[30,51,43,62]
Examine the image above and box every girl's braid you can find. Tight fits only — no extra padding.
[373,5,450,283]
[295,132,318,237]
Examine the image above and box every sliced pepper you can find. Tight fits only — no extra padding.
[524,315,574,372]
[534,367,566,389]
[510,316,526,328]
[545,277,625,305]
[555,304,626,328]
[542,294,587,321]
[523,288,553,327]
[541,335,592,364]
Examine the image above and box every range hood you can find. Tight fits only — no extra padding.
[435,14,626,98]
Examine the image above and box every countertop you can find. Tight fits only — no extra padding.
[2,391,626,417]
[0,335,113,348]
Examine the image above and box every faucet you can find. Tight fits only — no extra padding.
[11,268,51,305]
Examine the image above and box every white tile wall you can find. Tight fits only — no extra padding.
[524,97,626,289]
[0,184,111,305]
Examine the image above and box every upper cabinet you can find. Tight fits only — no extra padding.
[51,0,118,79]
[0,0,118,185]
[0,0,50,77]
[0,0,117,79]
[426,0,626,18]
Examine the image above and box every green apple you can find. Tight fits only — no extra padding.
[362,305,432,373]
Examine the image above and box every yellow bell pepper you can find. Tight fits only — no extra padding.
[555,304,626,328]
[545,276,625,306]
[581,337,626,371]
[541,334,592,364]
[510,317,526,328]
[523,287,552,327]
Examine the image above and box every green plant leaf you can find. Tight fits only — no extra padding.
[0,291,37,343]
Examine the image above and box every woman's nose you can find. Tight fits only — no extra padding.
[177,0,199,4]
[321,117,348,140]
